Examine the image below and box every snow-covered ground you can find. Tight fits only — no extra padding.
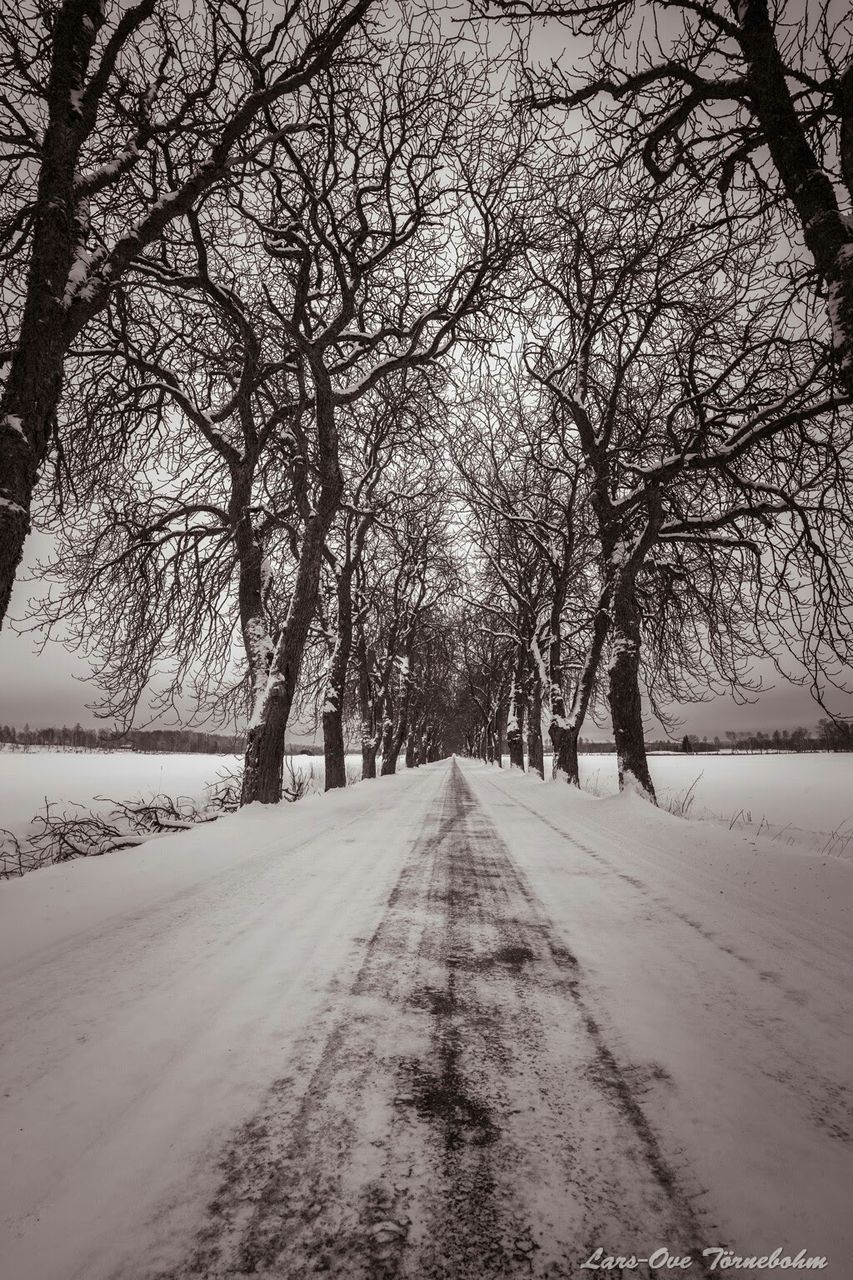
[1,757,850,1278]
[579,751,853,850]
[0,748,360,845]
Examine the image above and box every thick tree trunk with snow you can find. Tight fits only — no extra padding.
[241,512,329,804]
[506,699,524,768]
[362,742,378,778]
[355,626,379,779]
[551,725,580,785]
[507,644,527,770]
[608,575,656,803]
[241,368,343,805]
[241,698,291,807]
[494,706,505,767]
[545,585,582,785]
[414,723,426,766]
[322,700,348,791]
[0,338,64,627]
[552,589,612,784]
[527,657,545,779]
[380,732,404,775]
[485,714,498,763]
[381,655,412,776]
[322,564,353,792]
[379,677,395,775]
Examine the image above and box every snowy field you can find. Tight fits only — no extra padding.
[1,746,851,866]
[578,751,853,848]
[0,748,360,844]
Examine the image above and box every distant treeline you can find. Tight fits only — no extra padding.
[0,724,324,756]
[579,721,853,754]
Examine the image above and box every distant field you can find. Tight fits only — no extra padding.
[1,746,850,853]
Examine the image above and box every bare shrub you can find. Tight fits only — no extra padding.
[0,772,247,879]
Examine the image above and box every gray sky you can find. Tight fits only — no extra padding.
[1,533,849,740]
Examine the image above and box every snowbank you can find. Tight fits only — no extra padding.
[577,750,853,850]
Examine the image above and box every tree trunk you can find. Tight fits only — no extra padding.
[322,564,353,791]
[733,3,853,398]
[546,582,581,784]
[322,706,347,790]
[241,365,343,805]
[484,716,494,763]
[494,704,505,767]
[527,661,545,779]
[551,724,580,783]
[241,513,329,804]
[380,734,404,774]
[355,624,379,779]
[608,575,656,803]
[362,741,378,779]
[379,672,395,774]
[381,656,411,776]
[0,0,112,627]
[507,644,527,770]
[242,696,290,807]
[549,580,612,787]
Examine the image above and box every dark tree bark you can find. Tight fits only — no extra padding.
[546,580,581,783]
[494,705,505,767]
[242,369,343,804]
[356,618,380,779]
[608,573,656,801]
[242,510,331,804]
[507,641,527,769]
[322,561,353,791]
[527,645,545,779]
[380,651,412,775]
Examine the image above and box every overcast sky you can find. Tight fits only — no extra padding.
[1,533,849,740]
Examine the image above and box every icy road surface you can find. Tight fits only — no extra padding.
[1,758,851,1279]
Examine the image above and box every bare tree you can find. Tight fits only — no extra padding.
[351,480,455,777]
[23,22,525,803]
[457,606,513,766]
[314,380,427,790]
[0,0,376,624]
[527,161,852,798]
[492,0,853,398]
[453,368,599,782]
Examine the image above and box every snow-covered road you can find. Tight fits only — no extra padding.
[1,758,851,1279]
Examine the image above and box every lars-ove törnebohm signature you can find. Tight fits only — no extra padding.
[581,1246,828,1272]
